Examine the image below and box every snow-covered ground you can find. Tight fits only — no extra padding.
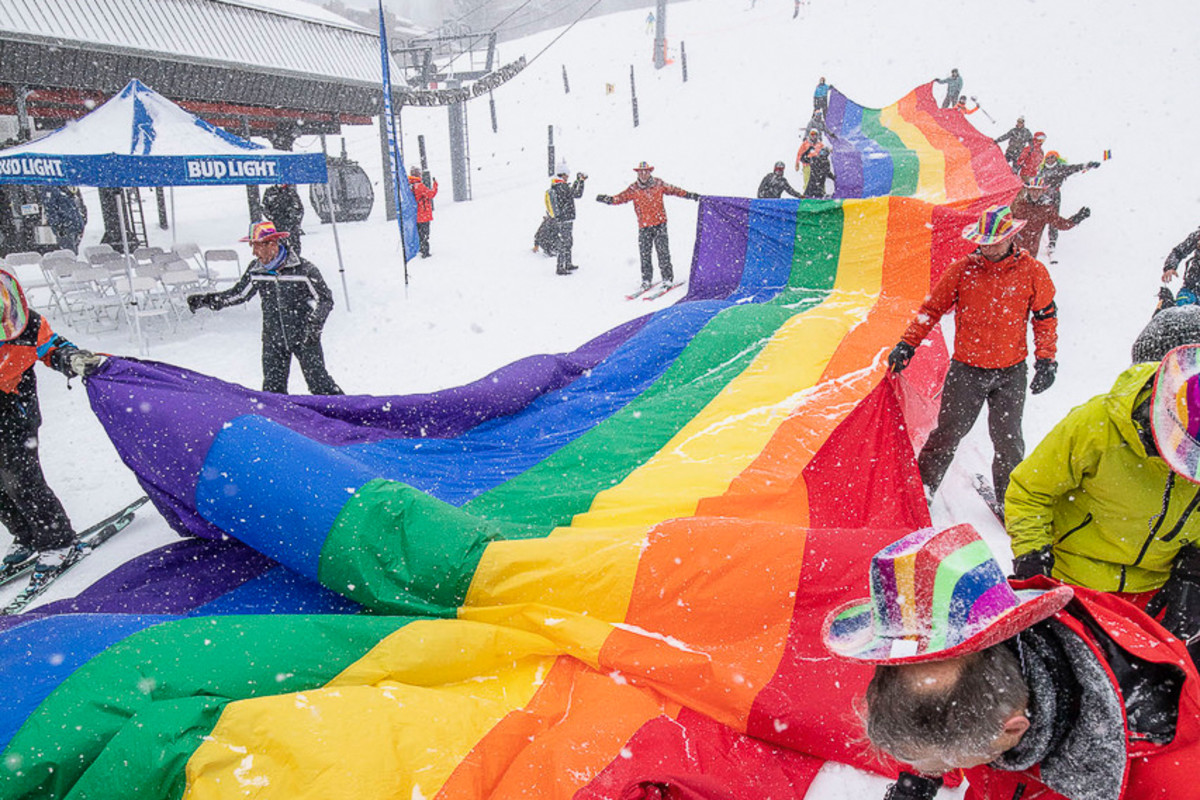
[6,0,1199,795]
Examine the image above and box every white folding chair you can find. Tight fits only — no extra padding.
[202,248,241,287]
[83,244,116,264]
[2,252,51,309]
[115,275,175,338]
[133,246,164,265]
[172,242,205,272]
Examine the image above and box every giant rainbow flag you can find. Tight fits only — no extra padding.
[0,83,1019,799]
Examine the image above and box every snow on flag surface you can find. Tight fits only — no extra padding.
[0,85,1016,799]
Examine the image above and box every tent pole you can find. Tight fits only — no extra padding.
[117,196,146,356]
[169,186,177,246]
[320,136,350,312]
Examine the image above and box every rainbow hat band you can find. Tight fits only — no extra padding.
[1024,175,1047,189]
[0,269,30,341]
[239,221,290,243]
[634,161,655,172]
[1151,344,1200,484]
[822,524,1073,664]
[961,204,1026,245]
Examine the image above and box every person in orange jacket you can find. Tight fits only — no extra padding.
[407,166,438,258]
[1010,175,1090,260]
[597,161,699,291]
[1015,131,1047,181]
[0,270,103,591]
[887,204,1058,508]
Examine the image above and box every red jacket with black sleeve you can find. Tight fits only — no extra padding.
[0,310,76,437]
[961,579,1200,799]
[408,176,438,223]
[611,178,690,228]
[900,248,1057,368]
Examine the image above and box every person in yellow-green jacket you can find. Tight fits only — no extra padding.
[1006,320,1200,665]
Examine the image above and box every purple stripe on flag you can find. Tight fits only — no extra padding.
[684,197,750,301]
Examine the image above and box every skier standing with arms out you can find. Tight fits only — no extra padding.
[407,165,438,259]
[0,270,103,591]
[812,77,830,114]
[544,170,586,276]
[261,183,305,256]
[756,161,802,199]
[824,523,1200,800]
[934,68,962,108]
[596,162,699,292]
[1006,333,1200,669]
[187,221,343,396]
[1009,175,1090,261]
[887,205,1057,510]
[993,116,1032,172]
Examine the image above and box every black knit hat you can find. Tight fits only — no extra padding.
[1132,306,1200,363]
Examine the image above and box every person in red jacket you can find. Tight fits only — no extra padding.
[407,166,438,258]
[1014,131,1046,181]
[1009,175,1090,260]
[597,161,700,291]
[887,204,1057,508]
[0,270,103,591]
[823,523,1200,800]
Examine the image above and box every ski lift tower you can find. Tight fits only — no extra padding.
[395,28,498,204]
[654,0,668,69]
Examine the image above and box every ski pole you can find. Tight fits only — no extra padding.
[969,96,995,123]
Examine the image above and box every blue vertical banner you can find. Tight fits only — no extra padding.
[379,0,421,266]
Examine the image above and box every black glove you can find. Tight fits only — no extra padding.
[301,322,322,347]
[576,172,587,181]
[60,348,104,379]
[1086,161,1101,169]
[187,294,211,313]
[596,194,614,204]
[1068,207,1091,225]
[884,772,942,800]
[1012,545,1055,579]
[1145,547,1200,649]
[1158,286,1177,310]
[887,341,916,373]
[1030,358,1057,394]
[684,192,701,200]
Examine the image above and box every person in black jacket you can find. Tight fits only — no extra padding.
[801,144,835,198]
[1037,152,1100,259]
[261,184,305,255]
[994,117,1032,172]
[545,171,586,276]
[187,222,342,395]
[0,269,102,588]
[757,162,803,199]
[1163,227,1200,305]
[934,68,962,108]
[42,186,85,253]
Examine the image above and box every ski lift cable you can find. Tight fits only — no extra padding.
[525,0,605,68]
[441,0,538,73]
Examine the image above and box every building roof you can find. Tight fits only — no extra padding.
[0,0,393,88]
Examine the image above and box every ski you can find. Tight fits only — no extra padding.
[1,496,149,615]
[972,473,1005,522]
[642,281,685,301]
[626,281,663,300]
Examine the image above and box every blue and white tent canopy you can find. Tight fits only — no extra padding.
[0,79,327,186]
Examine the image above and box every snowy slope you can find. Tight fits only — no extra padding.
[6,0,1200,795]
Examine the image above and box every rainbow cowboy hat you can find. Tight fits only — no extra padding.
[822,524,1073,664]
[961,204,1026,245]
[1151,344,1200,484]
[0,269,30,341]
[239,221,290,243]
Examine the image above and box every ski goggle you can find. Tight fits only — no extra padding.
[0,270,29,341]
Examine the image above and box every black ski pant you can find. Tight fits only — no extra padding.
[417,222,431,257]
[0,424,74,551]
[555,220,574,272]
[262,335,344,396]
[638,223,674,284]
[917,360,1027,502]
